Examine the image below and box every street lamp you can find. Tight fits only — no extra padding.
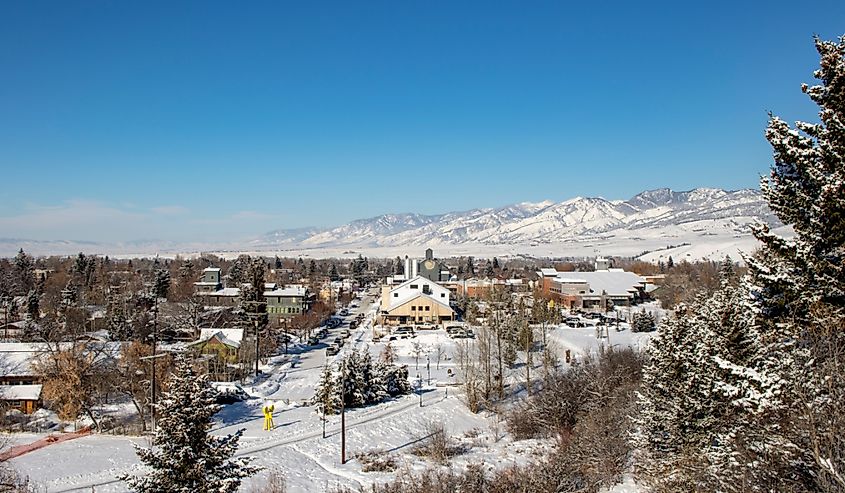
[426,356,431,385]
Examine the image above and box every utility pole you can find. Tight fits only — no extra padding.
[341,358,346,464]
[254,319,260,377]
[426,356,431,385]
[525,321,531,394]
[151,295,158,433]
[417,374,422,407]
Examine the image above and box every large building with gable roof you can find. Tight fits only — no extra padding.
[378,275,454,325]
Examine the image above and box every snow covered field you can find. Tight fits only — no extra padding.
[8,295,656,492]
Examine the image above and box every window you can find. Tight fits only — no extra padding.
[411,306,416,311]
[410,284,418,289]
[424,306,430,311]
[394,293,399,297]
[440,293,445,298]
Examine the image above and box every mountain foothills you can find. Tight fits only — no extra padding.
[0,187,781,258]
[255,187,780,249]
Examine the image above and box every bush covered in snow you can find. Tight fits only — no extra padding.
[312,348,412,414]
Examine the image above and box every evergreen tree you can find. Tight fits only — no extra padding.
[393,256,403,275]
[25,289,39,321]
[152,269,171,300]
[119,355,260,491]
[635,36,845,492]
[12,249,35,296]
[178,259,195,280]
[465,256,475,276]
[312,364,339,416]
[60,280,78,309]
[715,35,845,490]
[328,263,339,281]
[227,255,251,286]
[631,309,655,333]
[239,258,267,329]
[379,362,411,397]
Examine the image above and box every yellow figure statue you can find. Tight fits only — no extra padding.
[263,404,275,431]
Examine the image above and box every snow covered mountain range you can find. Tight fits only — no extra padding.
[1,188,785,261]
[252,188,780,253]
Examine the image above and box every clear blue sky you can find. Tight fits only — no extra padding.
[1,1,843,242]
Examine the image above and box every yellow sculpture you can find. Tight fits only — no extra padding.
[262,403,275,431]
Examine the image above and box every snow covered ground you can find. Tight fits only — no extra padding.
[8,294,654,492]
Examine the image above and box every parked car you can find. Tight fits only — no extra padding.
[340,309,350,316]
[308,336,320,346]
[340,329,350,338]
[334,337,344,347]
[326,345,340,356]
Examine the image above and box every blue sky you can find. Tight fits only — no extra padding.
[1,1,843,242]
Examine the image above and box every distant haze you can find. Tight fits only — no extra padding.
[0,188,785,263]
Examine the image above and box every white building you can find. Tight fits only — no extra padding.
[379,275,454,325]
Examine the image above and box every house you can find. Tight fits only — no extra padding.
[188,329,244,381]
[444,278,527,299]
[0,384,42,414]
[197,287,240,307]
[379,276,454,325]
[0,342,122,414]
[0,320,30,341]
[537,260,647,311]
[194,267,223,293]
[264,285,308,320]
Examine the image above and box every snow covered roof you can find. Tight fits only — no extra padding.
[0,384,42,401]
[264,286,306,297]
[538,268,559,277]
[393,275,448,293]
[0,347,38,377]
[0,342,123,377]
[193,329,244,349]
[203,268,221,273]
[198,287,240,297]
[388,291,453,312]
[551,270,645,298]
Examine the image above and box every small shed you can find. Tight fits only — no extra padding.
[0,384,42,414]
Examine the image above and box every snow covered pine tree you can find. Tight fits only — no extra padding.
[634,36,845,492]
[119,354,260,492]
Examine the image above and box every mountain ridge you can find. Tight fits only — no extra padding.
[251,187,778,250]
[1,187,780,259]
